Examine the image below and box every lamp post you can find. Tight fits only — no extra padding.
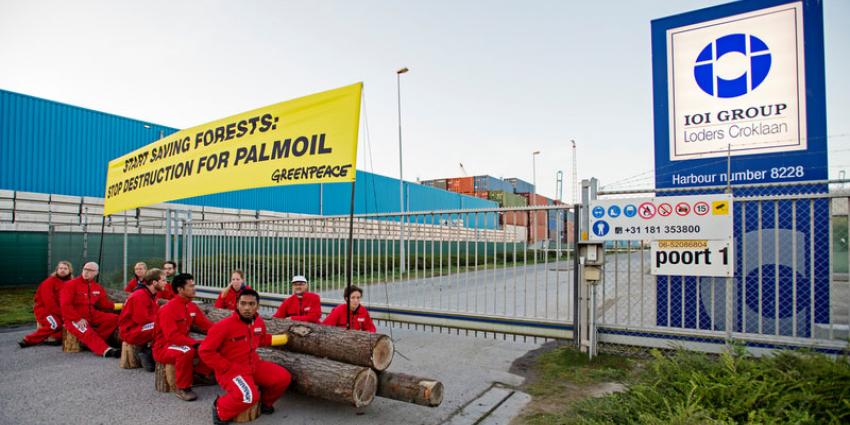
[397,66,409,274]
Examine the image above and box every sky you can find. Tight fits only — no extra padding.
[1,0,848,202]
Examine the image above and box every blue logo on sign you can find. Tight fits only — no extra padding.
[592,206,605,218]
[592,220,610,237]
[607,205,621,218]
[694,34,771,98]
[623,204,637,217]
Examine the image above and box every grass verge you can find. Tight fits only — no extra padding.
[515,344,850,425]
[0,287,36,327]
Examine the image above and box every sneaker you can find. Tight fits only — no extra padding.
[260,404,275,415]
[18,339,31,349]
[44,339,62,346]
[212,396,230,425]
[136,347,155,372]
[174,387,198,402]
[103,348,121,358]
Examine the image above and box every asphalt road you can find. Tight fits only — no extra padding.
[0,324,539,425]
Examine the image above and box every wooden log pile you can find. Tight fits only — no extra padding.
[107,288,443,408]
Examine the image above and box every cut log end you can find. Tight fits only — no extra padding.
[370,335,394,371]
[419,380,444,407]
[353,369,378,408]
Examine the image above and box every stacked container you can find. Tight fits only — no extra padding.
[504,177,535,194]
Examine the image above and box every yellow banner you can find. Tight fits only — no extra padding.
[104,83,362,216]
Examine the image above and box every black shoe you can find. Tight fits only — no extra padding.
[212,396,230,425]
[103,347,120,358]
[136,347,155,372]
[44,339,62,346]
[193,373,216,387]
[260,404,275,415]
[18,340,31,349]
[174,387,198,401]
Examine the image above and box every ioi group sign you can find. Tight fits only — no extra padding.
[653,0,826,189]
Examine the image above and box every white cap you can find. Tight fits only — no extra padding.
[291,275,308,284]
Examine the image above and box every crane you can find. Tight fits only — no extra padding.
[458,162,468,177]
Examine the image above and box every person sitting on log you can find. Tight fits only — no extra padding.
[152,273,215,401]
[155,260,178,301]
[199,288,291,424]
[19,261,74,348]
[322,285,377,333]
[272,275,321,323]
[59,262,122,358]
[123,262,147,293]
[118,267,166,371]
[214,269,252,311]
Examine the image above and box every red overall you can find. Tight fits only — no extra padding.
[322,304,377,333]
[152,296,214,389]
[123,276,143,293]
[272,292,321,323]
[118,287,159,346]
[199,313,291,420]
[155,282,175,302]
[59,276,118,356]
[213,284,253,311]
[22,275,68,344]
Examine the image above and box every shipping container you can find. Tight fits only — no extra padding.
[519,192,553,206]
[446,177,474,194]
[487,190,527,208]
[505,177,534,194]
[421,179,447,190]
[473,175,513,193]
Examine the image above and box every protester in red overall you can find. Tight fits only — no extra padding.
[155,260,178,301]
[19,261,74,348]
[199,289,291,424]
[214,269,252,311]
[123,262,147,293]
[60,262,121,358]
[119,268,166,371]
[322,285,377,333]
[152,273,215,401]
[272,275,321,323]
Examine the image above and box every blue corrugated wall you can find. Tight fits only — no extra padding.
[0,89,496,215]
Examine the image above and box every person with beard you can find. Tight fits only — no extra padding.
[18,261,74,348]
[214,269,252,311]
[118,268,166,371]
[272,275,321,323]
[59,262,122,358]
[322,285,376,333]
[156,260,178,301]
[199,289,291,424]
[123,262,147,293]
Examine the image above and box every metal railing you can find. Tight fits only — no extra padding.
[187,206,579,339]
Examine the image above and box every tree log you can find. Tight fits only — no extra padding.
[62,328,81,353]
[376,372,444,407]
[257,348,377,408]
[106,290,392,372]
[120,342,141,369]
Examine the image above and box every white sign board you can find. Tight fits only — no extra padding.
[589,194,732,241]
[667,2,806,161]
[651,240,734,277]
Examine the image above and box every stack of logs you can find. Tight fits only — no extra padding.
[107,289,443,408]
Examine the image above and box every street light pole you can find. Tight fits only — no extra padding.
[532,150,540,246]
[397,67,409,275]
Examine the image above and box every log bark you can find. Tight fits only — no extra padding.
[62,328,80,353]
[108,289,393,371]
[257,348,377,408]
[155,362,177,392]
[120,342,141,369]
[376,372,444,407]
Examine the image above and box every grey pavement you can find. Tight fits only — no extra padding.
[0,324,539,425]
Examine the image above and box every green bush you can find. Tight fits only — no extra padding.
[571,347,850,424]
